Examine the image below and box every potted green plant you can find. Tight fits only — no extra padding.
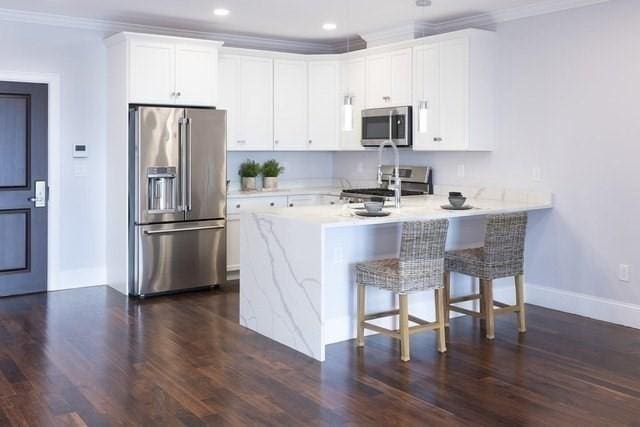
[238,159,261,192]
[262,159,285,190]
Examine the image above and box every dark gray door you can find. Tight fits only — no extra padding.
[0,81,48,296]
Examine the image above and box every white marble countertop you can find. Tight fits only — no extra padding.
[228,186,342,199]
[246,194,552,229]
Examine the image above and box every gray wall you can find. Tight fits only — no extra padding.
[334,0,640,305]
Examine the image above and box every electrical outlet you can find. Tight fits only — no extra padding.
[457,164,465,178]
[618,264,630,282]
[532,166,542,182]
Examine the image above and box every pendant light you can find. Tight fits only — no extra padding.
[417,0,430,134]
[342,0,354,132]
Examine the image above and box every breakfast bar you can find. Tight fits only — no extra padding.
[239,189,552,361]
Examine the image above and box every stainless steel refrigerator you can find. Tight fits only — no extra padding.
[128,106,227,297]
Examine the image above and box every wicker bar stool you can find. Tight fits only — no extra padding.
[355,219,449,362]
[444,212,528,340]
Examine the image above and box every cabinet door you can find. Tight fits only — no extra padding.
[390,48,413,106]
[227,216,240,272]
[175,44,218,106]
[239,57,274,151]
[340,58,366,151]
[218,55,240,150]
[308,61,340,151]
[365,53,391,108]
[412,44,441,150]
[439,38,469,148]
[274,60,308,150]
[129,40,175,104]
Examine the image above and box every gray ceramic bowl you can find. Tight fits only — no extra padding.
[364,201,384,213]
[448,196,467,208]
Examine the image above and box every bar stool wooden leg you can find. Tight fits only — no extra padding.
[435,288,447,353]
[399,294,410,362]
[515,274,526,333]
[479,278,486,327]
[356,284,365,347]
[482,279,495,340]
[443,272,451,327]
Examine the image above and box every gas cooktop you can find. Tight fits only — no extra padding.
[340,188,426,201]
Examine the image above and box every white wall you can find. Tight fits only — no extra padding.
[0,22,108,290]
[335,0,640,309]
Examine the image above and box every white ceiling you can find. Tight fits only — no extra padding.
[1,0,553,42]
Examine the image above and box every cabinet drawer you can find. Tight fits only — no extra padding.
[228,196,288,214]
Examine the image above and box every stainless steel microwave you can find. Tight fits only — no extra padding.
[361,106,412,147]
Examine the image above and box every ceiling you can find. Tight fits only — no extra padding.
[1,0,555,42]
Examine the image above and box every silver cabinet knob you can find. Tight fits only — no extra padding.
[274,140,279,145]
[433,137,443,142]
[289,203,294,207]
[175,92,182,97]
[270,202,275,207]
[308,140,313,144]
[236,204,240,208]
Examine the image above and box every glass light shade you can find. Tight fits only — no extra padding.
[342,96,354,132]
[418,101,429,133]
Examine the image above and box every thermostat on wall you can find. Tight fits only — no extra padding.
[72,144,88,158]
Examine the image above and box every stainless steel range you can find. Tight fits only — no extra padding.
[340,166,433,203]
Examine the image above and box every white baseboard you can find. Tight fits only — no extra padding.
[526,283,640,330]
[50,267,107,291]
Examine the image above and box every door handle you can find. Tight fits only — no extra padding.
[144,225,224,235]
[185,117,193,212]
[28,180,47,208]
[179,118,187,212]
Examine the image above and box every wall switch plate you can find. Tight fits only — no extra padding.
[457,164,465,178]
[618,264,630,282]
[532,166,542,182]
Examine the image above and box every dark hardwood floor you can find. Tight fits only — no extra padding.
[0,282,639,426]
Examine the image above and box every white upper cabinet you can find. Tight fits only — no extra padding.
[129,40,175,105]
[365,48,412,108]
[308,61,340,151]
[122,33,222,106]
[218,54,274,151]
[174,44,218,106]
[340,58,366,151]
[274,59,308,150]
[413,32,495,151]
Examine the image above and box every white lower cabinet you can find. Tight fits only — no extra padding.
[226,193,339,273]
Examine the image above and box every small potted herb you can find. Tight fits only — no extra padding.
[262,159,285,190]
[238,159,261,192]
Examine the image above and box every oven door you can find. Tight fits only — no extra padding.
[361,107,412,147]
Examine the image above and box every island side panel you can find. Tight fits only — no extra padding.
[239,212,325,361]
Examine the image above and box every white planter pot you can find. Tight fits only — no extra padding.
[241,177,257,192]
[263,177,278,190]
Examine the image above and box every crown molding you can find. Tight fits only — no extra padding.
[432,0,610,33]
[0,7,337,54]
[361,0,609,46]
[0,0,611,54]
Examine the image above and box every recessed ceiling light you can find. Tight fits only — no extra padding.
[213,8,230,16]
[322,23,337,31]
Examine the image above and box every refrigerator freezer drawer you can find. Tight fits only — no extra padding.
[132,220,226,296]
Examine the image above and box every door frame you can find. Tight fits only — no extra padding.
[0,71,61,291]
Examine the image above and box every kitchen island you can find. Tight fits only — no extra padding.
[239,189,552,361]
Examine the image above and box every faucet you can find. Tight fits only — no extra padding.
[377,115,401,208]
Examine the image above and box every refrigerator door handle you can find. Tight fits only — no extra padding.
[143,225,225,235]
[179,117,188,212]
[186,117,193,212]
